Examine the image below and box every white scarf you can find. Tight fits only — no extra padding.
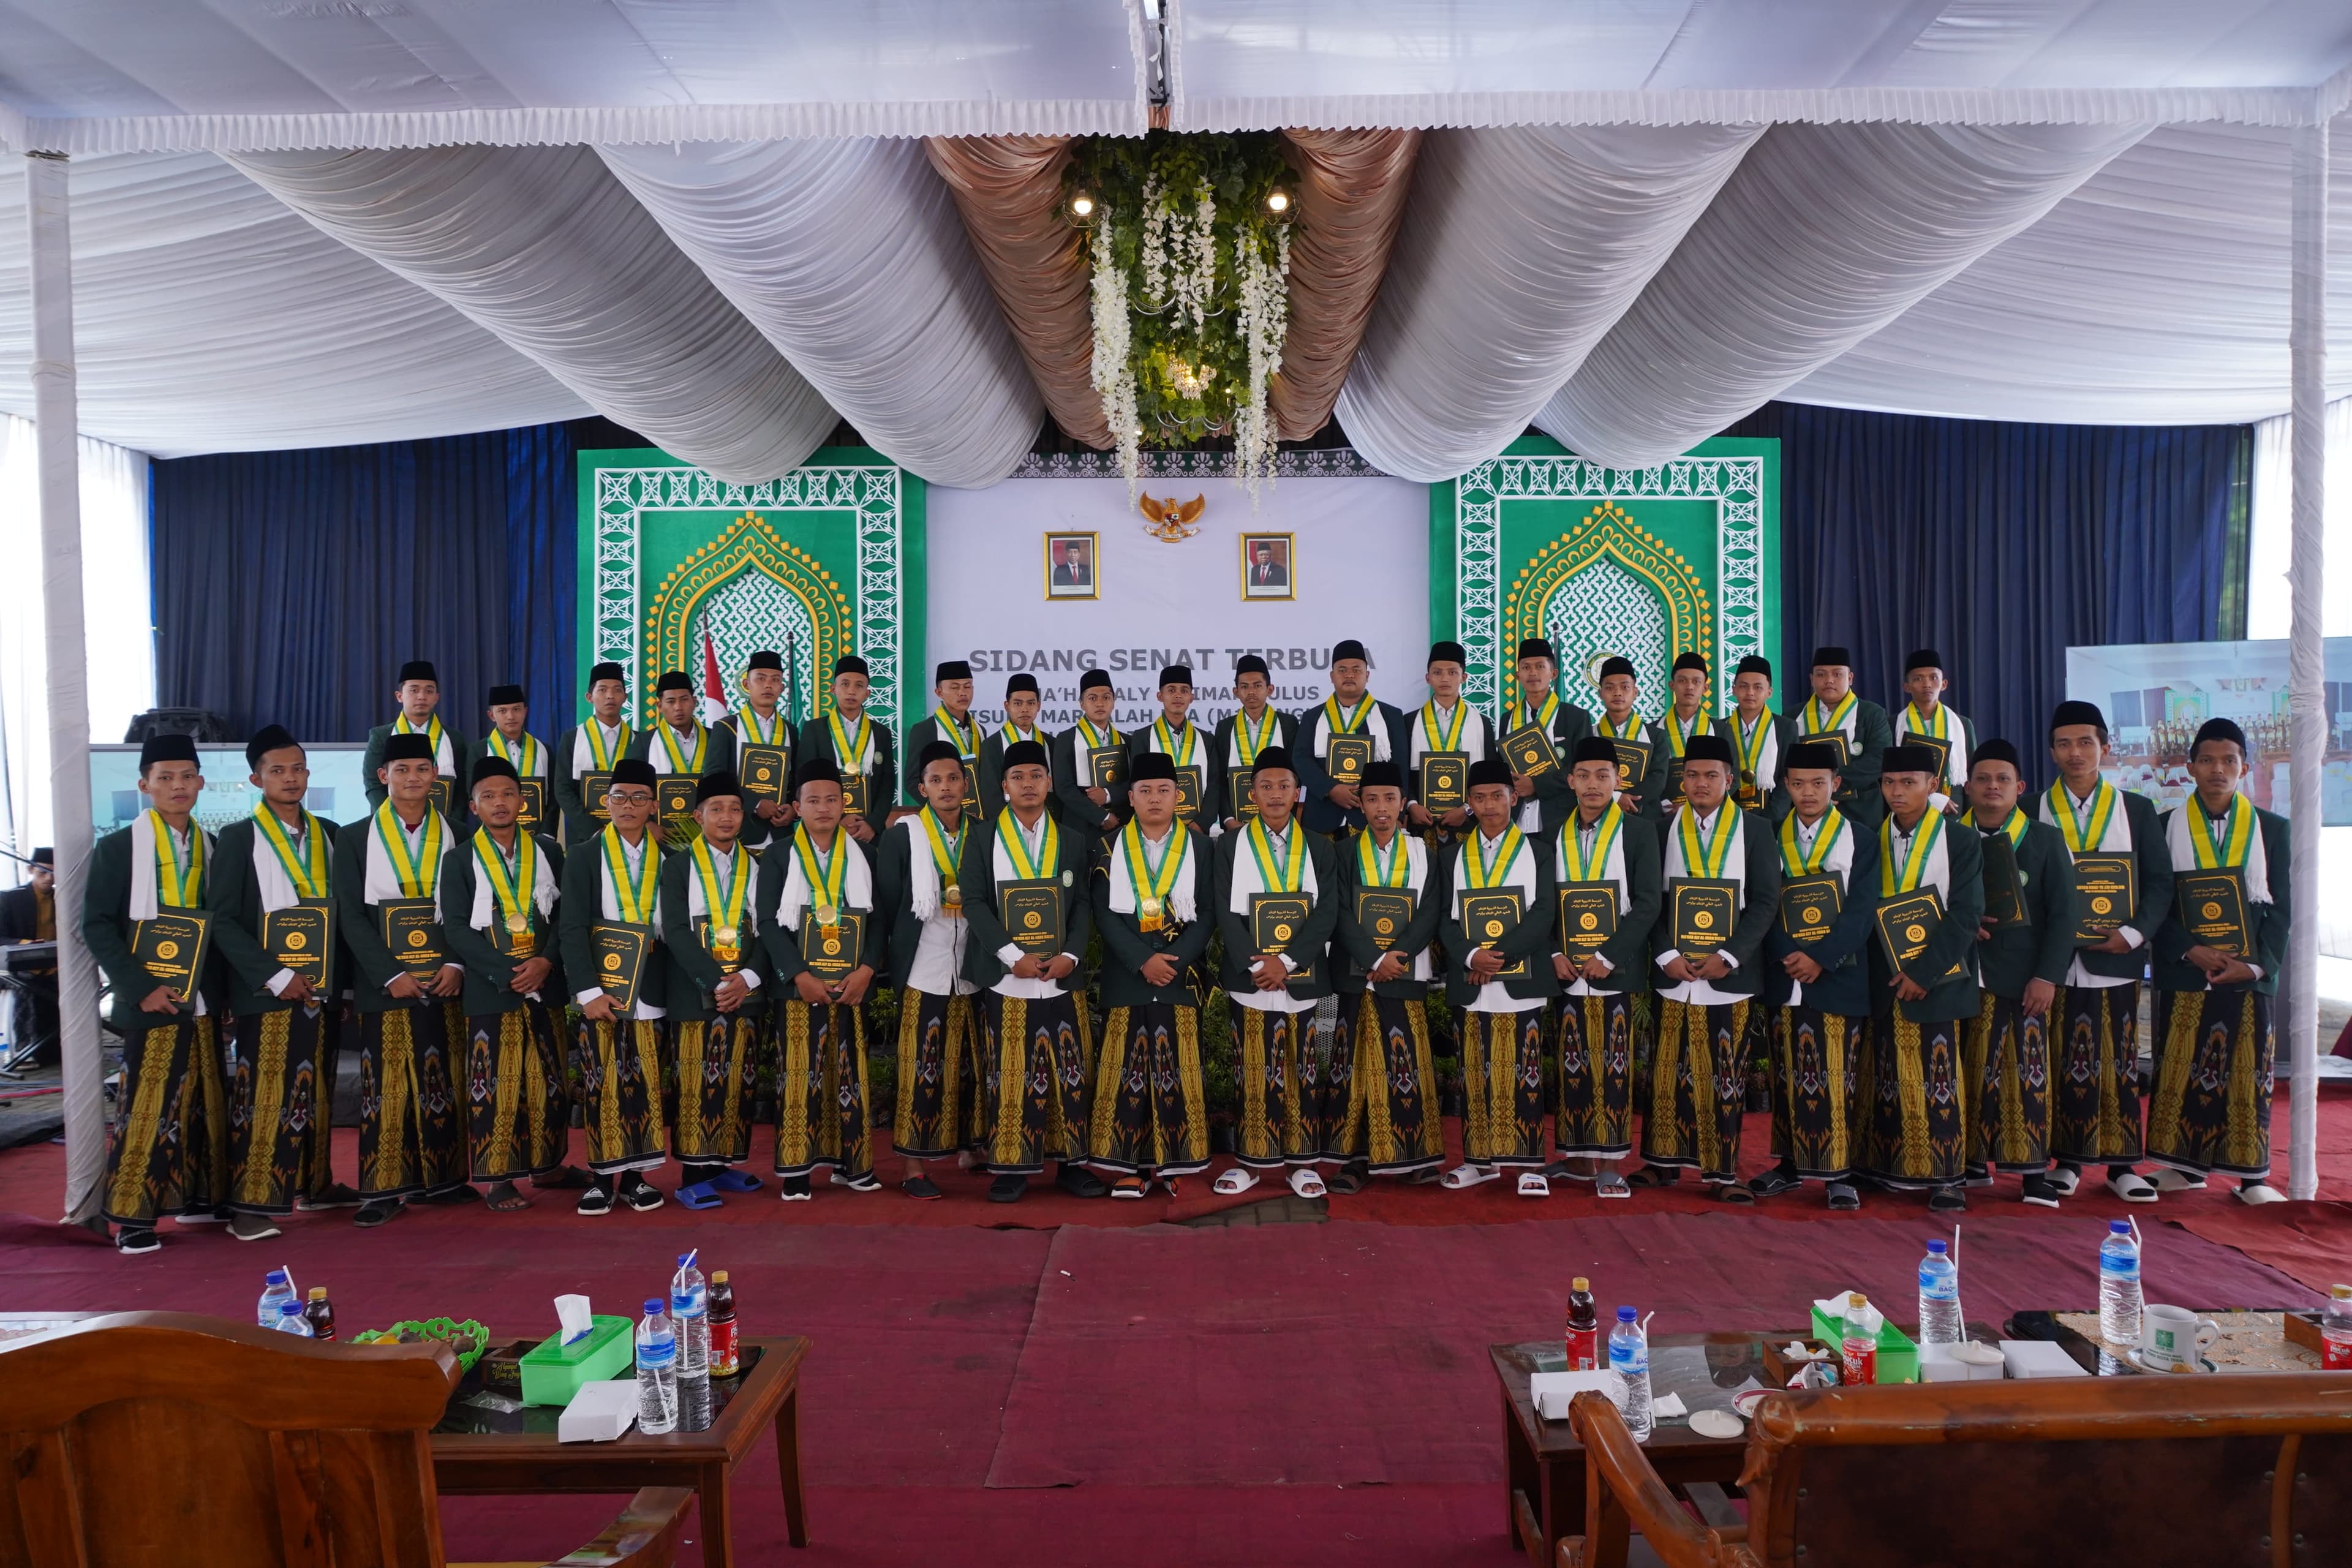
[363,809,450,905]
[775,831,871,933]
[681,842,761,927]
[1732,709,1780,796]
[1659,802,1751,1006]
[484,728,548,780]
[570,718,628,774]
[647,721,705,775]
[1225,820,1321,915]
[1883,813,1953,902]
[1456,828,1537,916]
[1408,701,1489,764]
[460,831,560,930]
[2039,780,2135,854]
[902,813,969,924]
[1315,698,1393,761]
[1107,822,1201,925]
[2164,794,2272,905]
[128,810,210,923]
[247,815,312,915]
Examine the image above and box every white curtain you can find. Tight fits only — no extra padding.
[597,140,1041,490]
[224,145,838,484]
[1333,123,1762,483]
[2250,393,2352,637]
[0,415,153,879]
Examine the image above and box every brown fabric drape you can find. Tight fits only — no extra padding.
[922,135,1109,449]
[1271,128,1422,442]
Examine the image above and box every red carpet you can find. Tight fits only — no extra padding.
[2171,1200,2352,1294]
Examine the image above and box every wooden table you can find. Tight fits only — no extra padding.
[431,1333,809,1568]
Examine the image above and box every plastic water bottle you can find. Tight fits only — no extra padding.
[671,1253,712,1430]
[2098,1219,2143,1348]
[635,1298,679,1436]
[1917,1239,1962,1346]
[256,1268,295,1329]
[273,1299,312,1337]
[2321,1283,2352,1371]
[1607,1306,1653,1443]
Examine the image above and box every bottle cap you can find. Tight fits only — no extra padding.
[2109,1219,2132,1234]
[278,1300,303,1316]
[678,1253,694,1267]
[1927,1240,1947,1254]
[2332,1283,2351,1300]
[1848,1292,1867,1307]
[712,1270,729,1283]
[1616,1305,1637,1322]
[1571,1276,1589,1292]
[307,1286,328,1300]
[266,1270,287,1284]
[644,1298,665,1316]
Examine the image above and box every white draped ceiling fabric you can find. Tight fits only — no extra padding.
[2,2,2348,1212]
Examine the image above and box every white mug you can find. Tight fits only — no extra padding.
[2140,1304,2220,1371]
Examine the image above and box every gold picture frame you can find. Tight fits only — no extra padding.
[1046,532,1099,600]
[1241,533,1295,600]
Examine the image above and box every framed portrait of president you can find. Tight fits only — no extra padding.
[1241,533,1294,600]
[1046,532,1098,599]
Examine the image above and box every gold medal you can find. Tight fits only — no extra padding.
[814,904,840,931]
[942,885,963,908]
[712,924,739,950]
[1139,895,1164,921]
[504,911,531,935]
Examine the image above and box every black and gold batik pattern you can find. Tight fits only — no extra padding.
[2051,982,2143,1164]
[1231,1005,1310,1169]
[671,1014,756,1168]
[576,1016,668,1175]
[981,992,1090,1175]
[358,1000,466,1197]
[894,989,981,1161]
[228,1003,337,1213]
[775,1000,872,1180]
[1861,1014,1968,1188]
[1090,1003,1211,1177]
[464,1000,569,1182]
[1770,1006,1863,1181]
[105,1016,228,1224]
[1461,1008,1548,1167]
[1554,993,1635,1159]
[1965,992,2051,1175]
[1642,1000,1752,1182]
[2147,989,2274,1180]
[1338,994,1444,1174]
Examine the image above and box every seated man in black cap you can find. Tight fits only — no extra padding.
[1550,737,1664,1201]
[556,756,672,1215]
[629,669,715,848]
[1214,654,1297,834]
[1501,638,1595,836]
[978,672,1054,823]
[88,734,227,1253]
[207,725,358,1241]
[1,845,54,943]
[904,659,982,810]
[1635,733,1780,1199]
[712,649,794,850]
[797,654,897,843]
[1726,654,1795,820]
[441,755,581,1213]
[1210,745,1340,1197]
[334,731,474,1227]
[363,659,466,815]
[554,661,635,848]
[659,770,772,1209]
[1404,641,1492,834]
[1330,760,1446,1188]
[1751,741,1882,1212]
[1129,664,1221,829]
[1295,640,1405,838]
[1960,738,2076,1207]
[2035,699,2171,1204]
[480,682,552,834]
[1437,756,1560,1198]
[957,739,1107,1202]
[1894,649,1977,814]
[1055,668,1129,832]
[1,846,59,1068]
[1660,652,1716,813]
[1593,655,1669,818]
[1793,646,1892,827]
[2147,717,2292,1205]
[1090,748,1218,1197]
[873,740,984,1199]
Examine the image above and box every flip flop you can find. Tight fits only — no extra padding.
[673,1181,723,1211]
[1288,1168,1328,1199]
[1709,1180,1755,1205]
[1110,1176,1148,1199]
[2152,1169,2207,1193]
[1326,1163,1370,1196]
[709,1169,764,1193]
[484,1184,532,1213]
[1440,1164,1499,1190]
[1213,1168,1261,1196]
[2236,1182,2285,1205]
[1594,1172,1631,1200]
[1516,1172,1551,1199]
[1626,1166,1680,1189]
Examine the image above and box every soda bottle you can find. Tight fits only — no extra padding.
[302,1286,336,1343]
[1840,1292,1877,1385]
[1564,1278,1599,1371]
[2321,1283,2352,1371]
[708,1270,739,1378]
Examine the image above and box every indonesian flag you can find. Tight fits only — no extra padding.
[698,629,731,724]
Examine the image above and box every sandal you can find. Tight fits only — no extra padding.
[484,1182,532,1213]
[2236,1182,2285,1205]
[673,1180,723,1211]
[1709,1180,1755,1205]
[1594,1172,1631,1200]
[1439,1163,1499,1190]
[1161,1177,1182,1198]
[1288,1168,1329,1199]
[1110,1176,1148,1200]
[1825,1182,1861,1212]
[1516,1171,1551,1199]
[619,1175,665,1212]
[1213,1167,1261,1196]
[709,1169,764,1193]
[1326,1161,1370,1196]
[1747,1166,1803,1199]
[1626,1166,1681,1189]
[575,1187,612,1217]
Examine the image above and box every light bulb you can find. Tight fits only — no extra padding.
[1071,194,1095,217]
[1265,190,1289,213]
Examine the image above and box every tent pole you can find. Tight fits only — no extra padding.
[25,152,104,1226]
[2284,118,2327,1203]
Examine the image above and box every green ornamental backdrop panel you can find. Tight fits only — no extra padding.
[1430,435,1778,717]
[575,447,927,740]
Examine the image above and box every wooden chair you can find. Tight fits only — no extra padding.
[1560,1372,2352,1568]
[0,1311,692,1568]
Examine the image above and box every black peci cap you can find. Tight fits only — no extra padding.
[1234,655,1270,679]
[935,660,972,683]
[609,758,659,791]
[1159,665,1193,687]
[1001,740,1050,773]
[1904,649,1943,675]
[1673,652,1708,675]
[1331,639,1368,665]
[1681,735,1736,767]
[1971,739,2021,772]
[1516,638,1555,663]
[1735,655,1773,680]
[2049,699,2106,739]
[746,649,783,673]
[139,734,199,771]
[1129,750,1177,783]
[695,771,743,805]
[655,670,693,694]
[470,756,520,789]
[588,661,626,687]
[1880,744,1939,777]
[1006,673,1038,696]
[1811,646,1851,670]
[916,739,962,771]
[834,655,869,678]
[244,723,300,769]
[1360,760,1406,791]
[1599,656,1637,680]
[1080,668,1113,693]
[1785,742,1844,773]
[1570,736,1618,767]
[793,757,843,791]
[379,733,434,765]
[486,683,525,707]
[2192,717,2248,757]
[397,660,437,685]
[1253,745,1298,778]
[1466,757,1516,792]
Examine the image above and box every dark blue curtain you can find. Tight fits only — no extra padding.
[1724,402,2247,765]
[151,421,586,742]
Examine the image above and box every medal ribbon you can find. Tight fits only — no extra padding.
[1676,801,1739,880]
[149,811,205,908]
[1734,709,1773,782]
[1419,700,1467,755]
[1121,819,1189,906]
[1902,701,1949,743]
[2190,793,2255,870]
[1599,710,1642,741]
[790,824,848,921]
[1562,804,1623,884]
[1880,811,1945,896]
[1245,816,1307,893]
[1464,825,1527,891]
[1779,807,1847,876]
[1000,723,1039,745]
[600,823,657,924]
[373,801,443,899]
[690,835,747,935]
[1355,828,1411,889]
[1985,807,2029,850]
[828,710,873,772]
[1076,714,1120,749]
[657,720,709,775]
[584,718,628,771]
[488,728,541,776]
[917,805,965,886]
[1667,709,1712,757]
[1322,694,1373,736]
[2047,778,2118,856]
[473,828,538,930]
[1515,689,1561,734]
[1801,690,1857,737]
[1153,716,1199,768]
[1235,706,1279,764]
[252,805,328,900]
[737,704,783,745]
[997,810,1060,883]
[935,706,977,757]
[393,711,445,758]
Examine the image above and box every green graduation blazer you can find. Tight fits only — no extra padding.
[1210,820,1340,1000]
[1972,815,2078,1001]
[437,830,569,1017]
[1437,829,1562,1008]
[954,808,1096,995]
[2152,804,2290,998]
[1090,823,1216,1010]
[83,821,226,1032]
[1330,831,1447,1001]
[361,720,470,812]
[554,826,671,1014]
[1547,810,1666,997]
[332,812,462,1016]
[1864,815,1985,1024]
[657,840,773,1023]
[207,812,343,1017]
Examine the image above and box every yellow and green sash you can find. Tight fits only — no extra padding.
[583,717,630,771]
[1981,806,2029,851]
[485,727,542,777]
[600,823,657,924]
[735,704,786,745]
[1234,706,1280,763]
[1323,694,1375,736]
[392,711,446,760]
[1245,816,1308,893]
[1076,714,1121,750]
[935,706,978,758]
[1800,691,1856,737]
[372,801,443,899]
[1514,688,1561,734]
[1121,818,1189,927]
[917,806,965,904]
[1356,827,1411,889]
[790,824,849,927]
[1598,710,1643,741]
[2046,778,2119,856]
[997,810,1061,883]
[2188,793,2255,869]
[1880,812,1945,896]
[1902,701,1949,744]
[1779,807,1847,877]
[1463,824,1527,891]
[689,834,748,942]
[656,720,709,775]
[1561,804,1623,883]
[1676,801,1739,880]
[473,828,538,936]
[828,710,873,773]
[998,723,1040,746]
[1417,699,1468,755]
[252,805,329,900]
[1733,709,1773,780]
[150,811,205,908]
[1152,715,1199,768]
[1667,709,1713,756]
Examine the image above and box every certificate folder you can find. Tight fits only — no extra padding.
[1460,889,1528,978]
[1172,765,1204,822]
[2070,854,2136,943]
[1875,888,1961,978]
[1501,722,1559,780]
[799,911,864,982]
[2173,869,2250,958]
[130,910,211,1008]
[261,899,333,989]
[377,897,444,979]
[1669,878,1737,959]
[1087,745,1127,791]
[1324,735,1373,787]
[1557,883,1618,954]
[1001,880,1066,956]
[1608,739,1649,791]
[739,746,789,809]
[1417,752,1468,813]
[591,921,652,1008]
[1779,873,1844,944]
[516,778,548,832]
[1355,889,1415,953]
[1979,832,2028,929]
[1248,893,1317,985]
[1227,767,1259,820]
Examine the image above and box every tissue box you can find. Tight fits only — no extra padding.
[557,1380,641,1443]
[2000,1340,2088,1379]
[520,1314,634,1407]
[1917,1341,2005,1382]
[1530,1370,1627,1422]
[1809,1303,1921,1384]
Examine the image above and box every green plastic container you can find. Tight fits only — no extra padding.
[1809,1302,1921,1384]
[519,1314,634,1406]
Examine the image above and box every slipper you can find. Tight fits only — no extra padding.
[355,1199,403,1228]
[1110,1176,1148,1199]
[901,1176,943,1201]
[1626,1166,1680,1189]
[1545,1159,1591,1182]
[709,1169,764,1193]
[575,1188,612,1216]
[1825,1182,1861,1212]
[1405,1166,1443,1185]
[673,1181,723,1211]
[1516,1172,1550,1199]
[413,1184,479,1207]
[484,1183,532,1213]
[530,1166,593,1191]
[2106,1171,2158,1204]
[2235,1182,2285,1205]
[2152,1169,2207,1193]
[1327,1163,1370,1196]
[1213,1168,1261,1196]
[1747,1166,1803,1199]
[1709,1180,1755,1205]
[842,1174,883,1193]
[780,1175,813,1202]
[1161,1177,1182,1198]
[1440,1164,1499,1190]
[619,1177,665,1212]
[1288,1168,1328,1199]
[1594,1172,1631,1200]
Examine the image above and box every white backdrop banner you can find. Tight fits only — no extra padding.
[926,455,1431,729]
